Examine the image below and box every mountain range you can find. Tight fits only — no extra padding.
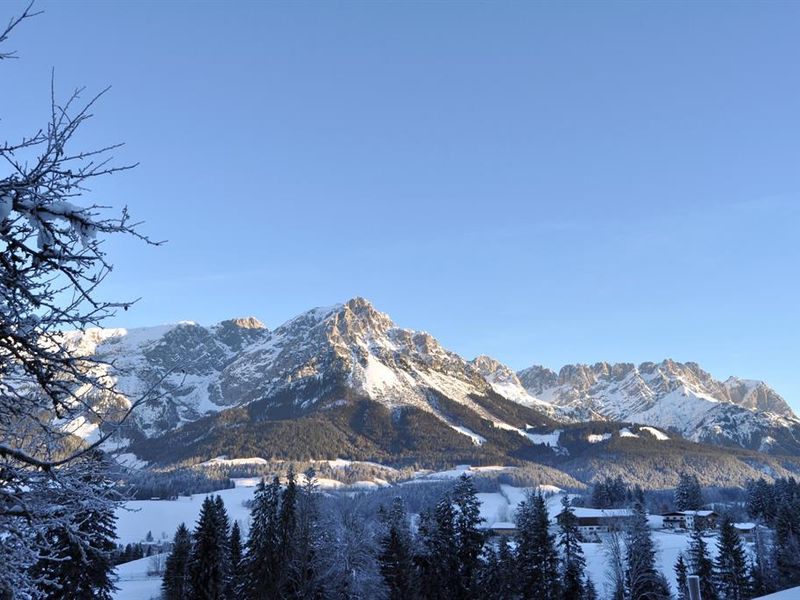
[61,297,800,486]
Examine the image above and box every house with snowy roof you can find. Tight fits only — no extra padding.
[557,507,636,541]
[660,510,718,530]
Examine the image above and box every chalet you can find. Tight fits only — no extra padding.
[481,521,518,538]
[557,508,636,542]
[733,522,757,543]
[660,510,718,530]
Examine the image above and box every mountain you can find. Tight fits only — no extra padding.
[65,298,559,460]
[517,360,800,454]
[56,297,800,485]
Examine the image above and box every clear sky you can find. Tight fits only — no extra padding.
[3,1,799,405]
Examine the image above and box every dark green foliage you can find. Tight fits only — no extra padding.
[557,495,586,599]
[162,523,192,600]
[625,501,670,600]
[675,472,704,510]
[774,499,800,589]
[452,474,486,596]
[228,521,243,595]
[688,525,718,600]
[188,495,231,600]
[583,575,598,600]
[516,491,560,599]
[240,477,283,599]
[379,497,418,600]
[417,494,462,599]
[714,516,752,600]
[285,468,323,599]
[29,496,118,600]
[675,553,689,600]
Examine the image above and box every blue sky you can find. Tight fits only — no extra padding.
[4,1,800,405]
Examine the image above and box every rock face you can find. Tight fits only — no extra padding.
[517,360,800,453]
[59,297,800,458]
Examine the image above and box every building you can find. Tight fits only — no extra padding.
[481,521,517,538]
[557,507,636,542]
[660,510,718,530]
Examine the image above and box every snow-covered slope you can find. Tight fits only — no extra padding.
[64,298,559,455]
[518,360,800,453]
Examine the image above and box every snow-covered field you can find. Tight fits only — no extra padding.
[114,554,165,600]
[112,469,722,599]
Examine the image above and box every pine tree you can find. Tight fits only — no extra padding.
[583,575,598,600]
[774,500,800,588]
[29,454,118,600]
[417,494,461,599]
[162,523,192,600]
[240,477,283,599]
[379,497,418,600]
[714,516,751,600]
[625,501,669,600]
[515,491,560,600]
[452,474,486,597]
[188,495,231,600]
[285,467,323,599]
[29,495,118,600]
[675,472,704,511]
[688,525,718,600]
[557,495,586,599]
[228,521,243,596]
[674,553,689,600]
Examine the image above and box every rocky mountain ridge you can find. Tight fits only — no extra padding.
[60,297,800,460]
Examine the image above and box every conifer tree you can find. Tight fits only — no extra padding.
[583,575,598,600]
[452,474,486,597]
[228,521,243,596]
[240,477,283,600]
[285,468,323,599]
[675,473,704,511]
[188,495,231,600]
[688,525,718,600]
[625,501,669,600]
[29,492,118,600]
[379,497,418,600]
[162,523,192,600]
[515,491,560,599]
[417,494,460,599]
[674,553,689,600]
[714,516,751,600]
[557,495,586,599]
[774,500,800,588]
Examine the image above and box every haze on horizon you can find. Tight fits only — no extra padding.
[4,1,798,406]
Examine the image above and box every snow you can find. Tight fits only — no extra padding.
[754,585,800,598]
[448,424,486,445]
[199,456,269,467]
[587,433,612,443]
[113,554,165,600]
[116,453,148,469]
[619,427,639,438]
[640,426,669,440]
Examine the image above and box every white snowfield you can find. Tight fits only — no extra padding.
[111,468,726,600]
[114,554,165,600]
[754,586,800,598]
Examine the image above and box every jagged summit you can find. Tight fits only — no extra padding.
[58,299,800,458]
[517,358,798,452]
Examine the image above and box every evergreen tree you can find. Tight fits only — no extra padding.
[228,521,243,596]
[515,491,560,600]
[452,474,486,597]
[379,497,418,600]
[625,501,669,600]
[675,472,704,511]
[188,495,231,600]
[583,575,598,600]
[29,496,118,600]
[556,495,586,599]
[162,523,192,600]
[714,516,751,600]
[774,500,800,589]
[674,553,689,600]
[286,468,323,599]
[417,494,461,599]
[688,525,718,600]
[240,477,283,600]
